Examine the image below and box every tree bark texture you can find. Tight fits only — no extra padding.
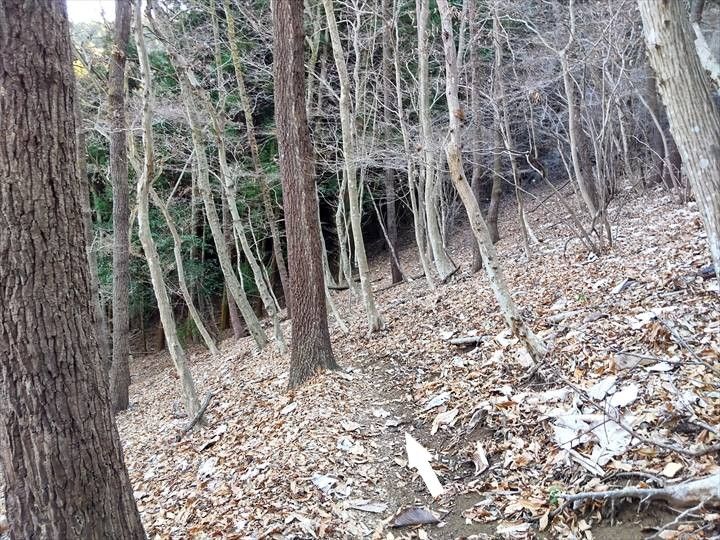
[639,0,720,289]
[273,0,338,388]
[0,1,145,537]
[109,0,133,412]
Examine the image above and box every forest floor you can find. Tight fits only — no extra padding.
[48,185,720,538]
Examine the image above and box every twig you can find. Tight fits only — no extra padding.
[175,392,214,442]
[658,318,720,378]
[647,500,707,540]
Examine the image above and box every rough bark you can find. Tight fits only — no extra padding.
[135,0,202,420]
[273,0,338,388]
[109,0,133,412]
[322,0,384,331]
[468,0,484,271]
[0,1,146,536]
[639,0,720,289]
[437,0,547,360]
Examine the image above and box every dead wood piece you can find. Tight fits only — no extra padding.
[561,473,720,508]
[547,310,584,324]
[175,391,214,442]
[447,335,485,347]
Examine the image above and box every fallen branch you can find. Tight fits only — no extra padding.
[447,335,485,347]
[175,392,214,442]
[561,473,720,508]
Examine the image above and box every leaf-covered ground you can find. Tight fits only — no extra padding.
[9,185,719,540]
[117,186,720,539]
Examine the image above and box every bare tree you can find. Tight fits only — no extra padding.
[273,0,338,387]
[135,0,203,420]
[437,0,547,360]
[0,0,145,535]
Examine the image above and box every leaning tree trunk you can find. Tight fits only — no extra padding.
[639,0,720,289]
[436,0,547,360]
[135,1,202,420]
[109,0,133,412]
[273,0,338,388]
[322,0,384,332]
[150,188,219,355]
[0,1,146,536]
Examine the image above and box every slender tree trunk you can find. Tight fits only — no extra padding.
[639,0,720,288]
[437,0,547,360]
[109,0,133,412]
[222,193,244,339]
[150,188,219,355]
[382,0,402,284]
[0,1,146,536]
[417,0,456,281]
[468,0,484,272]
[391,1,435,287]
[135,1,202,420]
[486,127,503,244]
[322,0,384,331]
[222,0,291,312]
[273,0,337,388]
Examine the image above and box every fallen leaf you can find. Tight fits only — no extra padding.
[472,442,489,475]
[661,462,683,478]
[405,432,444,497]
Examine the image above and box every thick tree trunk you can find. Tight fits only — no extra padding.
[322,0,384,332]
[639,0,720,289]
[273,0,338,388]
[0,1,145,536]
[109,0,133,412]
[135,1,202,420]
[437,0,547,360]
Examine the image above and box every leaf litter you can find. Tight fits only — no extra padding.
[31,188,716,539]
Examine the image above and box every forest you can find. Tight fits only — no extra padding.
[0,0,720,538]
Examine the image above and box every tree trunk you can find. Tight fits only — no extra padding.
[109,0,133,412]
[382,0,402,284]
[436,0,547,360]
[322,0,384,331]
[222,192,245,339]
[468,0,484,272]
[151,188,219,355]
[0,1,145,536]
[135,0,202,420]
[486,127,503,244]
[390,1,434,287]
[639,0,720,289]
[417,0,456,281]
[273,0,338,388]
[222,0,291,313]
